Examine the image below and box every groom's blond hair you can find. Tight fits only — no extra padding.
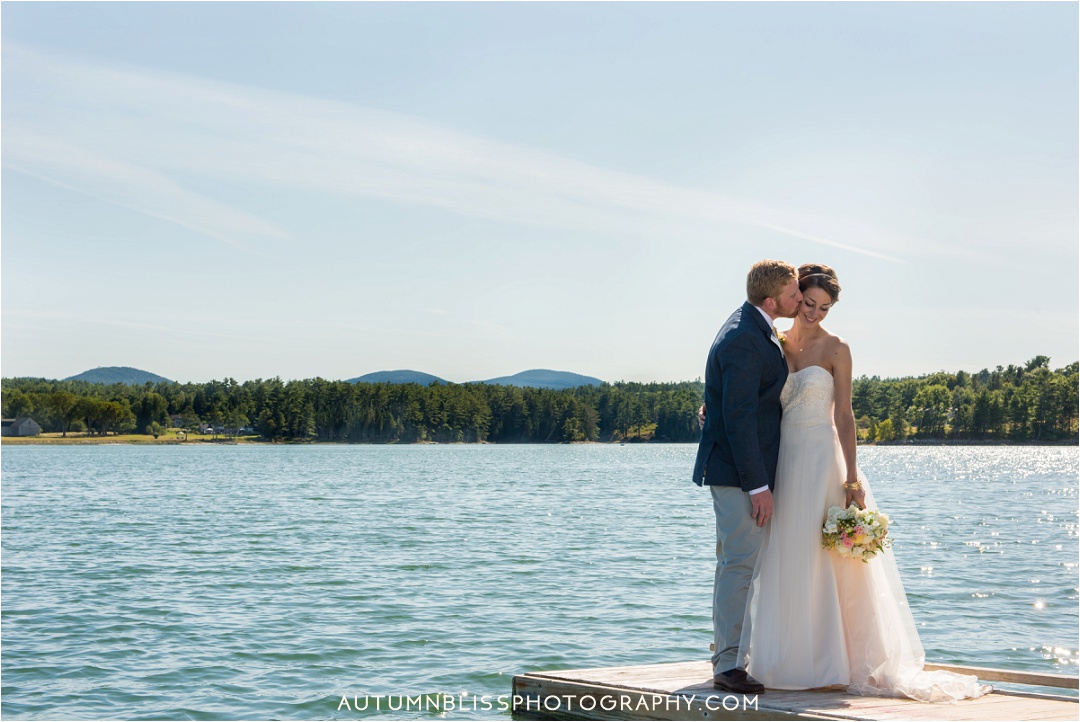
[747,260,798,306]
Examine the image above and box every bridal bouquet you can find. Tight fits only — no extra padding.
[822,505,891,563]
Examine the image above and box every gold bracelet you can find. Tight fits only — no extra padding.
[843,481,862,490]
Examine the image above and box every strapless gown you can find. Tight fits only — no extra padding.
[738,365,990,702]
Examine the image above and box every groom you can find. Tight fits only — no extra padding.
[692,259,801,695]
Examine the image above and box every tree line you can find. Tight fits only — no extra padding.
[852,356,1077,442]
[1,356,1075,443]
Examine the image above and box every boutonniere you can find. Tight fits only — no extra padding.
[777,331,787,345]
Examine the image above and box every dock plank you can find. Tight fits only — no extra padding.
[923,663,1079,690]
[512,660,1078,721]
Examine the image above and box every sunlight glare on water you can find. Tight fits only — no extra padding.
[2,445,1076,718]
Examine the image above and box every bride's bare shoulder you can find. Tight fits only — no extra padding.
[824,333,852,367]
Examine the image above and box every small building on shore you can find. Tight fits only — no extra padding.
[1,417,43,437]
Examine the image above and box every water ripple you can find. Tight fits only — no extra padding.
[2,445,1076,718]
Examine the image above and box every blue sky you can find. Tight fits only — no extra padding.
[2,2,1077,383]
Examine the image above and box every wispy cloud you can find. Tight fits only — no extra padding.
[2,43,945,262]
[3,131,290,251]
[1,309,281,343]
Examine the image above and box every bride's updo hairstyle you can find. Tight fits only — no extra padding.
[798,263,841,303]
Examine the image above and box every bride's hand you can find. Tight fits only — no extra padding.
[844,484,866,510]
[697,404,706,429]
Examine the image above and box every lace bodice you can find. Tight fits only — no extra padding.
[780,365,834,426]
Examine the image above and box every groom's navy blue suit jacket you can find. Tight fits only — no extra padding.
[693,302,788,492]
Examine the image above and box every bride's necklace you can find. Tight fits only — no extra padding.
[783,328,824,355]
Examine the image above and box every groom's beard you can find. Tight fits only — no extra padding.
[777,303,800,319]
[769,293,801,319]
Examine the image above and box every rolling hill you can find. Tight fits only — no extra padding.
[65,366,173,385]
[348,370,448,385]
[474,369,603,390]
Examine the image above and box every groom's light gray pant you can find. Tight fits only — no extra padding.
[711,485,764,675]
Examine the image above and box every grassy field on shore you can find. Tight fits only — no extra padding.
[4,432,1076,446]
[1,430,262,445]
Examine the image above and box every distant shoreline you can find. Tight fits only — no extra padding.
[4,436,1076,447]
[5,359,1075,445]
[863,438,1078,447]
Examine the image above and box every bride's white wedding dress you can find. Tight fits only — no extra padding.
[738,365,990,703]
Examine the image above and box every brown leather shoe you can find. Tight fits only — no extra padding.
[712,668,765,695]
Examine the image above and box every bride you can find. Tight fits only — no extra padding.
[736,264,990,703]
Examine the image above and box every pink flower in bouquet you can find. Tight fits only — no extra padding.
[842,537,854,548]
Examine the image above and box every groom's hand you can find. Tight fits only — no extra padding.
[750,489,773,526]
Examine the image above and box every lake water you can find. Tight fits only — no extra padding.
[1,445,1077,719]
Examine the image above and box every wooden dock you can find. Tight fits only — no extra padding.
[511,660,1078,720]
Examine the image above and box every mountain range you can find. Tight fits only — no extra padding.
[350,368,603,389]
[61,367,603,389]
